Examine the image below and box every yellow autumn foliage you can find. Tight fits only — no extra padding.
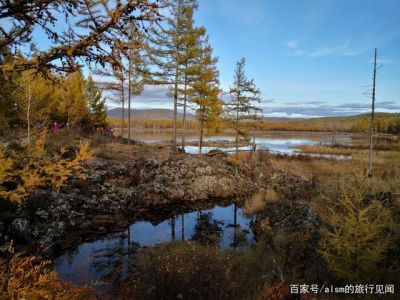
[0,248,96,299]
[0,131,93,203]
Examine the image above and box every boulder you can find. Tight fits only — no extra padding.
[8,218,30,244]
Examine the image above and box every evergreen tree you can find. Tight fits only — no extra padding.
[86,76,107,128]
[225,58,262,157]
[147,0,198,151]
[191,38,222,154]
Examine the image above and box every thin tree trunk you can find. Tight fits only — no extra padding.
[27,83,31,144]
[182,72,188,151]
[199,109,204,155]
[368,48,377,177]
[234,94,240,177]
[171,215,176,241]
[232,202,238,249]
[121,77,125,144]
[181,214,185,241]
[128,58,132,145]
[172,48,179,151]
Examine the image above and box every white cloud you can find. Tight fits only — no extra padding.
[370,59,398,65]
[285,41,360,58]
[262,112,323,119]
[308,42,358,57]
[285,40,298,49]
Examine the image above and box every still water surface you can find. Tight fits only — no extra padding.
[55,203,253,286]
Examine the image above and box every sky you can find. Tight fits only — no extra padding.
[133,0,400,118]
[6,0,399,118]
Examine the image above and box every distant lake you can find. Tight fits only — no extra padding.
[131,130,355,156]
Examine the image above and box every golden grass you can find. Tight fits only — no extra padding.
[265,147,400,218]
[243,189,279,215]
[295,145,359,156]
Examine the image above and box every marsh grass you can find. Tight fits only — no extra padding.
[243,189,279,215]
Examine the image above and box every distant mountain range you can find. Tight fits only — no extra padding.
[107,108,400,122]
[107,108,196,120]
[107,108,302,121]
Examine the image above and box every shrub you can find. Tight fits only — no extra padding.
[0,131,92,203]
[130,242,233,300]
[318,177,394,282]
[0,246,96,299]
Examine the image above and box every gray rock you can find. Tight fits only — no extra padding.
[0,220,4,238]
[35,209,49,220]
[8,218,30,243]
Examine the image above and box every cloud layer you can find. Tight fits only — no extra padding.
[106,85,399,119]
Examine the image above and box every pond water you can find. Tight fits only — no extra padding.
[54,203,254,287]
[133,131,355,156]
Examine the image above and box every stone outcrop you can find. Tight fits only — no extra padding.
[0,153,259,249]
[133,156,255,205]
[0,149,315,252]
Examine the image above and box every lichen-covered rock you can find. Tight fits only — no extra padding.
[133,156,256,205]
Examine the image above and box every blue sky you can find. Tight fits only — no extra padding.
[5,0,399,118]
[186,0,400,117]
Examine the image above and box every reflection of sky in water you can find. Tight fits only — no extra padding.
[183,137,320,155]
[134,132,356,156]
[55,204,254,287]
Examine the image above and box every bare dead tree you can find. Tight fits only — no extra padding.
[367,48,379,177]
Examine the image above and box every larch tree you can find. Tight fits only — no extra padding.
[225,57,262,158]
[318,179,393,282]
[125,29,150,143]
[177,5,205,151]
[57,71,88,127]
[0,48,20,131]
[0,0,161,74]
[96,63,127,142]
[86,76,107,128]
[191,38,222,155]
[13,70,55,142]
[147,0,198,151]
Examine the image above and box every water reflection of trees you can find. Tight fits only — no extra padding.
[191,211,224,246]
[228,203,251,249]
[90,231,140,286]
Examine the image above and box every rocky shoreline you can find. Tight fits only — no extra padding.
[0,146,318,254]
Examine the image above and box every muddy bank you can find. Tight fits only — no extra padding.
[0,144,314,253]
